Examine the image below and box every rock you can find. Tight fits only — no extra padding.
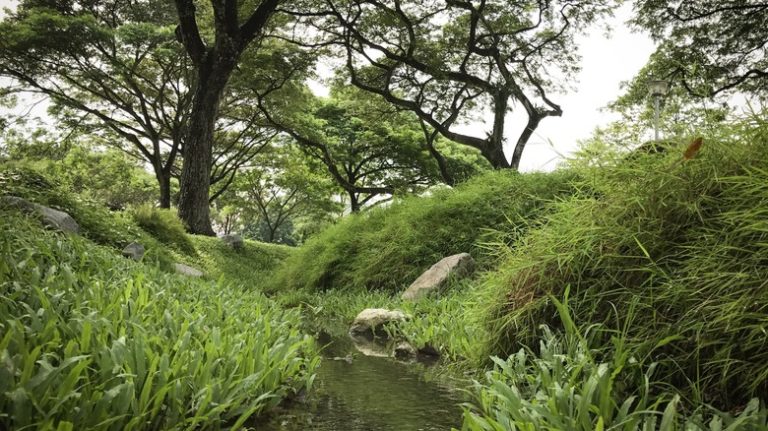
[394,341,417,359]
[349,308,408,336]
[2,195,80,234]
[122,242,145,261]
[221,234,244,250]
[417,344,440,357]
[350,334,391,357]
[329,355,354,364]
[401,253,475,300]
[174,263,204,277]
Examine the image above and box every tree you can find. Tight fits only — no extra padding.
[214,142,341,243]
[257,84,446,211]
[286,0,614,169]
[0,0,284,211]
[173,0,281,235]
[0,0,189,208]
[630,1,768,99]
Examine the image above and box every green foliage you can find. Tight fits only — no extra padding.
[130,204,193,253]
[478,124,768,408]
[269,169,578,293]
[173,235,294,289]
[0,211,318,430]
[629,2,768,98]
[0,165,148,249]
[460,297,768,431]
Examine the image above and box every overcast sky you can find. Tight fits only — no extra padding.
[0,1,657,171]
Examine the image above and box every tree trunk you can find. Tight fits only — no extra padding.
[157,170,172,209]
[485,92,512,169]
[509,116,541,170]
[483,143,511,169]
[177,50,237,235]
[349,191,361,213]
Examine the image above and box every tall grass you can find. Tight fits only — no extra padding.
[269,170,578,293]
[459,290,768,431]
[477,130,768,408]
[0,210,319,430]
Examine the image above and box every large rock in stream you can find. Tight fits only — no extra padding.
[349,308,409,336]
[2,196,80,234]
[401,253,475,300]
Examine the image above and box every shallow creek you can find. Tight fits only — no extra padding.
[262,325,465,430]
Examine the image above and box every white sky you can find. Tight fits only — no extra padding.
[1,0,656,172]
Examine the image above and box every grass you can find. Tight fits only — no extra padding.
[296,281,487,364]
[458,290,768,431]
[475,129,768,409]
[172,235,294,288]
[0,165,294,286]
[0,209,319,430]
[130,204,194,253]
[268,169,579,294]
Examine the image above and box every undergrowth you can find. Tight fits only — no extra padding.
[460,290,768,430]
[477,129,768,409]
[0,210,319,430]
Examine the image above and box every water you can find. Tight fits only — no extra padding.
[262,327,465,430]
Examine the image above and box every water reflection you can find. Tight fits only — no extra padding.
[263,328,463,430]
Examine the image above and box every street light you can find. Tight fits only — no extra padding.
[648,79,669,141]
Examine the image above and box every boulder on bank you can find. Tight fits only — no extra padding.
[2,196,80,234]
[401,253,475,300]
[174,263,204,277]
[221,234,244,250]
[122,242,145,261]
[349,308,409,335]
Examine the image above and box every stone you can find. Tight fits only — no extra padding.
[417,344,440,357]
[350,334,391,358]
[349,308,408,336]
[221,234,244,250]
[401,253,475,300]
[174,263,204,277]
[2,195,80,234]
[122,242,145,261]
[394,341,417,359]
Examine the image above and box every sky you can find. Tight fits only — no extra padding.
[0,0,657,171]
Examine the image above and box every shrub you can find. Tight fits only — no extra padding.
[0,165,143,248]
[269,170,579,293]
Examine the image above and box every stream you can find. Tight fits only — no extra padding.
[262,325,465,430]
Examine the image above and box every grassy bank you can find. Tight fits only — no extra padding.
[266,120,768,427]
[0,170,317,429]
[476,135,768,409]
[0,166,294,286]
[269,169,578,294]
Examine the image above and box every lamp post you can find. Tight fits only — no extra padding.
[648,80,669,141]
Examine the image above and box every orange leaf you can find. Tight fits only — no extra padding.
[683,137,703,160]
